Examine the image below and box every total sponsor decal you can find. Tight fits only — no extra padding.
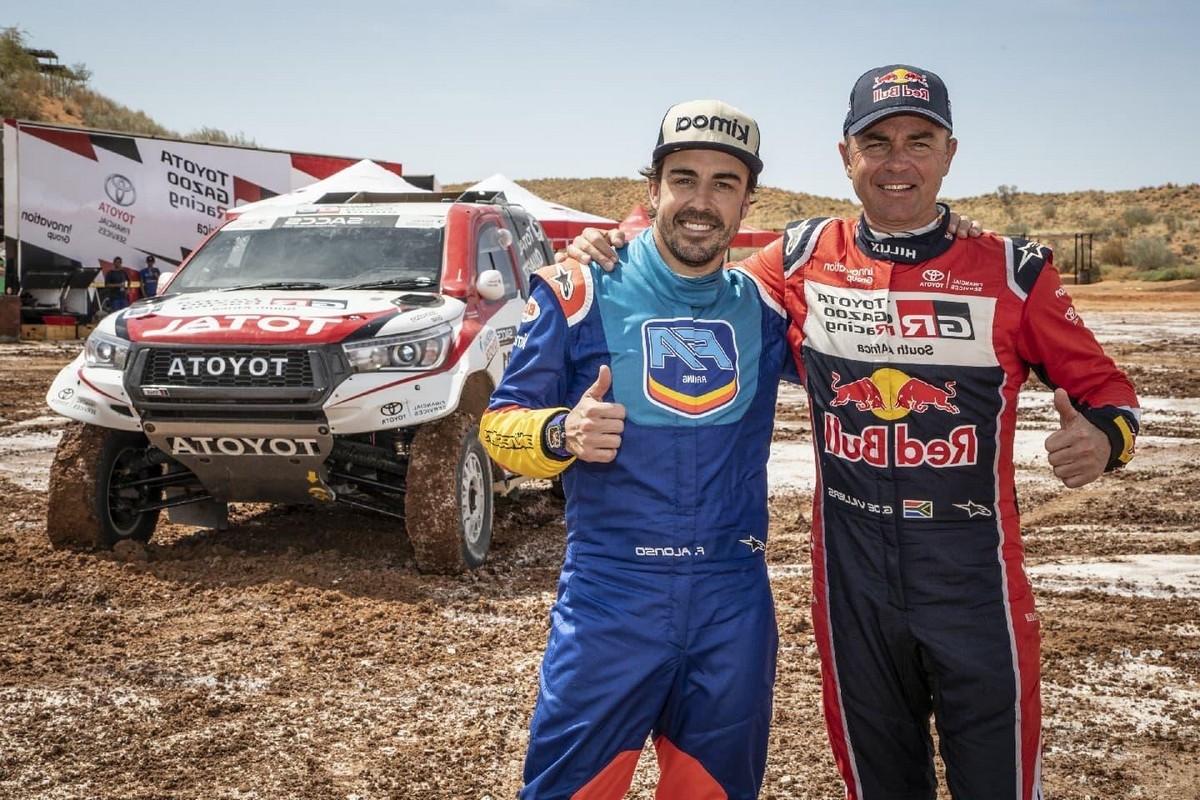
[136,315,342,338]
[871,68,931,103]
[125,307,392,344]
[167,436,321,457]
[824,367,975,468]
[642,318,739,417]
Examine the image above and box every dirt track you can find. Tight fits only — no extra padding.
[1,282,1199,799]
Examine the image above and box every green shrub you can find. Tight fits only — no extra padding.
[1127,236,1177,270]
[1122,205,1156,228]
[1138,266,1198,281]
[1097,237,1128,265]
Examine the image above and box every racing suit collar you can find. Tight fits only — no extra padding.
[855,203,955,264]
[631,228,728,307]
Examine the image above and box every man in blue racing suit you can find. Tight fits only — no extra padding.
[480,99,788,798]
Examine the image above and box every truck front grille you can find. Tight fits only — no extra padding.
[140,348,315,389]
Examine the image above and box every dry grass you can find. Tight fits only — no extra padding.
[448,178,1200,276]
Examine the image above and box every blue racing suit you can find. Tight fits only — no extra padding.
[481,229,788,799]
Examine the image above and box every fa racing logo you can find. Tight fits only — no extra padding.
[642,318,739,417]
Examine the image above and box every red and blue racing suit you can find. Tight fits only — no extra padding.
[739,209,1139,800]
[481,229,788,799]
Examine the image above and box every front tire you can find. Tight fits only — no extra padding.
[46,423,163,550]
[404,410,494,573]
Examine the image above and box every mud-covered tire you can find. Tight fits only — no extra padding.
[46,422,162,550]
[404,410,494,573]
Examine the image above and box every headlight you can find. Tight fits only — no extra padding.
[342,324,453,373]
[84,331,131,370]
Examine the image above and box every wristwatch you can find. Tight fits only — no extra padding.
[543,411,571,459]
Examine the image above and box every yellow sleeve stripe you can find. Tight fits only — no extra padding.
[1113,414,1136,465]
[480,406,575,479]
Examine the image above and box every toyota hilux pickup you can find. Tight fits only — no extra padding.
[44,189,554,572]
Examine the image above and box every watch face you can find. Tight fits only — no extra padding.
[546,422,566,450]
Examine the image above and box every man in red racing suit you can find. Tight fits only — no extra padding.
[733,64,1141,800]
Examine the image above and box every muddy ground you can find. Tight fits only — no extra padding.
[1,281,1198,799]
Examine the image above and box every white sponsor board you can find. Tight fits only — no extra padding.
[2,119,406,309]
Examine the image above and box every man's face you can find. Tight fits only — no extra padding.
[648,149,752,276]
[113,259,122,269]
[839,114,957,232]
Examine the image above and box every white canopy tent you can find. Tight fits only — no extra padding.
[466,174,615,249]
[228,159,429,216]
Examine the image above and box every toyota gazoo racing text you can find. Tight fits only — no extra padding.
[45,190,554,572]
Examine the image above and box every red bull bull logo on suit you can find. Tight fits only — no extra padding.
[824,367,974,468]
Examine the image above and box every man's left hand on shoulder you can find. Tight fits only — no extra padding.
[947,211,983,238]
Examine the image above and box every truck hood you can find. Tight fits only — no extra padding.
[110,289,463,345]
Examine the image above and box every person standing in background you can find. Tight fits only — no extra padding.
[140,254,161,298]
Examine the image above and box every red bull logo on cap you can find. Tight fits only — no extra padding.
[873,68,929,88]
[872,68,930,103]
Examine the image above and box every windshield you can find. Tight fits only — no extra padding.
[167,215,445,293]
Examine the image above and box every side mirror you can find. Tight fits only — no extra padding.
[476,269,506,301]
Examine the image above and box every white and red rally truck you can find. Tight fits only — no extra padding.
[44,189,553,572]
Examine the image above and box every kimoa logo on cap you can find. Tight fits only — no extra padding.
[673,113,751,145]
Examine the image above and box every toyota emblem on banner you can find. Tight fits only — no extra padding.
[104,173,137,206]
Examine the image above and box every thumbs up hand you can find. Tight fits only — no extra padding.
[1044,388,1108,488]
[566,365,626,463]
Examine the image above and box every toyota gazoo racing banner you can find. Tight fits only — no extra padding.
[3,119,403,287]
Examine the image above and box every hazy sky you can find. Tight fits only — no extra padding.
[7,0,1197,201]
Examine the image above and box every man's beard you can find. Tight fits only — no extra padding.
[657,211,738,268]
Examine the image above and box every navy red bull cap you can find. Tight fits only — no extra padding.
[844,64,952,136]
[654,99,763,176]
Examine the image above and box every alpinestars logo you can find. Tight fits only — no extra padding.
[739,535,766,553]
[550,263,575,300]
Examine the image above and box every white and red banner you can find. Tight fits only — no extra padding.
[3,119,406,290]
